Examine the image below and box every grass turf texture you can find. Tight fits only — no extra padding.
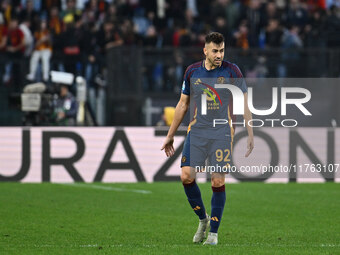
[0,182,339,255]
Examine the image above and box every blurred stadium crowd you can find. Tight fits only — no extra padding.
[0,0,340,86]
[0,0,340,126]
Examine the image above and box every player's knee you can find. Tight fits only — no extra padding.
[181,172,194,184]
[211,177,225,187]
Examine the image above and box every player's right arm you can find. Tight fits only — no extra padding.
[161,93,190,157]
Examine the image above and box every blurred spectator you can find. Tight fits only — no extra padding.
[83,0,107,25]
[281,25,303,77]
[115,0,134,18]
[140,0,157,15]
[76,0,89,10]
[187,0,199,18]
[49,6,63,35]
[284,0,308,29]
[233,20,249,50]
[60,0,82,24]
[195,31,207,47]
[59,21,82,74]
[120,18,140,45]
[133,8,151,37]
[282,25,303,49]
[185,8,202,35]
[326,0,340,8]
[97,19,123,54]
[79,20,100,119]
[225,0,241,31]
[166,50,184,92]
[325,5,340,47]
[265,19,283,48]
[196,0,212,23]
[214,16,231,46]
[0,13,8,83]
[0,13,7,48]
[0,0,336,54]
[1,0,12,25]
[49,7,64,73]
[19,18,34,57]
[165,0,186,22]
[240,0,262,47]
[178,27,193,47]
[171,20,192,47]
[305,0,326,12]
[53,84,78,126]
[211,0,229,22]
[105,4,118,24]
[3,17,25,85]
[304,9,326,47]
[27,19,52,82]
[143,25,158,46]
[19,0,40,32]
[260,1,282,28]
[20,0,42,11]
[41,0,62,13]
[0,0,338,92]
[80,21,99,71]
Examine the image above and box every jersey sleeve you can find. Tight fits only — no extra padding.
[231,64,247,93]
[181,66,191,95]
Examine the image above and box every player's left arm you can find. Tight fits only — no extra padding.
[243,92,254,157]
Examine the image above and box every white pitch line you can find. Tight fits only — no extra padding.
[79,244,98,247]
[58,183,152,194]
[107,243,340,248]
[22,243,340,248]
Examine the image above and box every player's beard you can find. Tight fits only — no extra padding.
[207,56,222,68]
[214,58,222,66]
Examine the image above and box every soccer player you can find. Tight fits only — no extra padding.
[161,32,254,245]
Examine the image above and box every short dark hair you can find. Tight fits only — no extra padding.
[205,32,225,45]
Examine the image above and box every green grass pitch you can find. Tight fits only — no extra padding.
[0,182,339,255]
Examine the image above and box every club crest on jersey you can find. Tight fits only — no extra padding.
[217,76,226,84]
[181,156,186,163]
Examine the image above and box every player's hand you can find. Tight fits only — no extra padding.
[161,136,175,157]
[245,136,254,157]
